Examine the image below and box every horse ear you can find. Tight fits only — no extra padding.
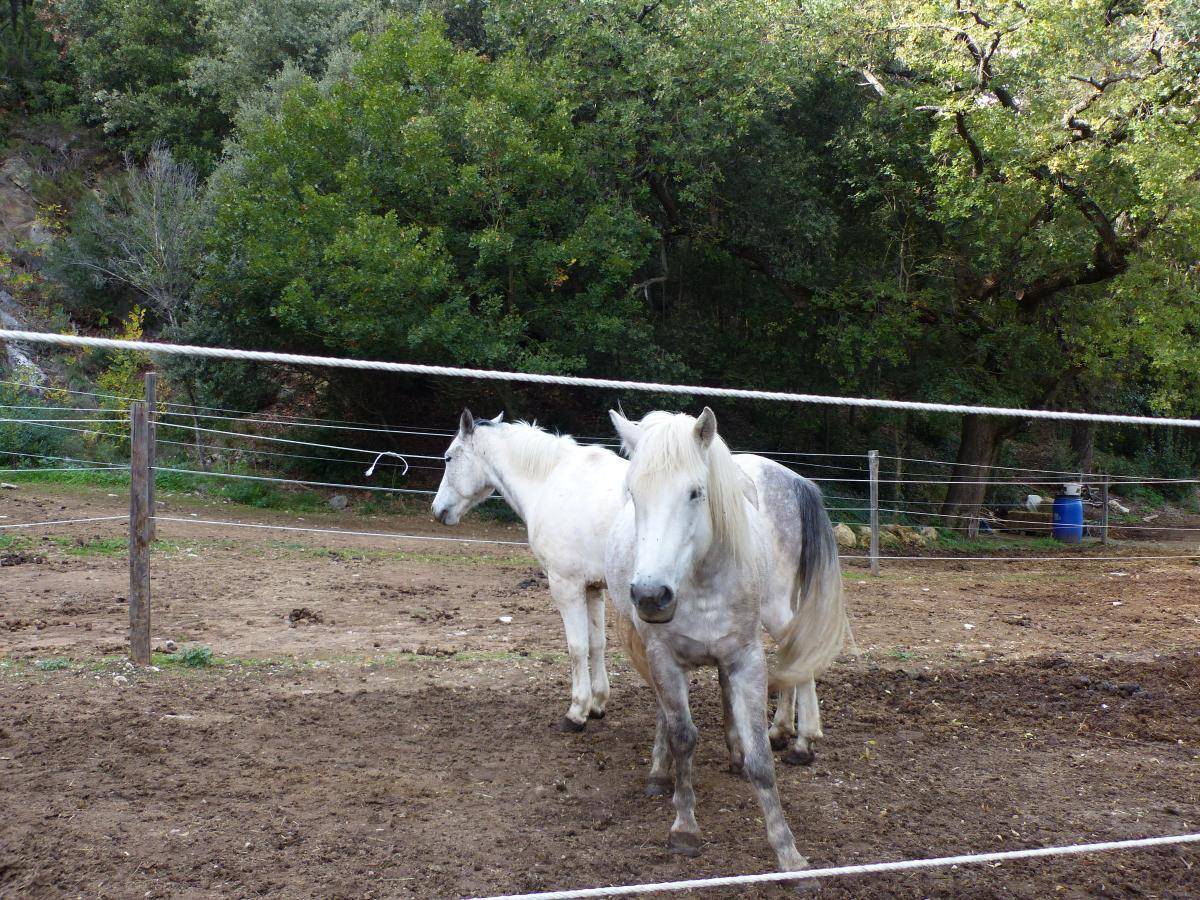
[490,412,505,425]
[694,407,717,449]
[609,409,643,456]
[459,408,476,436]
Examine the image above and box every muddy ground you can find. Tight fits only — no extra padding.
[2,483,1199,898]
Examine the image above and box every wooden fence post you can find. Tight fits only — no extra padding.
[144,370,157,543]
[129,400,151,665]
[869,449,880,576]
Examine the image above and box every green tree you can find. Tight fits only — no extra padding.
[201,17,664,379]
[44,0,226,169]
[188,0,403,117]
[790,0,1200,522]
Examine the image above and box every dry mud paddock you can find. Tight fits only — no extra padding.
[2,484,1199,898]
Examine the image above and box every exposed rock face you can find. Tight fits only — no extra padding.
[0,289,46,383]
[0,155,42,249]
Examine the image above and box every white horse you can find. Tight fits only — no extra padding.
[605,407,849,869]
[431,409,841,761]
[431,409,625,730]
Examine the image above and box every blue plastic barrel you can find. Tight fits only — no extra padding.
[1052,495,1084,543]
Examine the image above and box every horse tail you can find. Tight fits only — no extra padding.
[617,612,653,686]
[768,476,852,692]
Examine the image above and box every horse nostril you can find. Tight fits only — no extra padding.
[631,582,673,609]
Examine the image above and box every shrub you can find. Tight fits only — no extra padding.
[48,145,206,329]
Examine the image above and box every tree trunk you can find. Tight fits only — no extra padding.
[1069,420,1096,474]
[940,415,1007,537]
[183,378,210,472]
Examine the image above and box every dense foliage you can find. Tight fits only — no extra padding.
[3,0,1199,515]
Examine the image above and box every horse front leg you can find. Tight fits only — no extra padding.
[726,650,809,873]
[645,707,674,796]
[785,677,822,767]
[549,575,591,731]
[585,586,609,719]
[650,659,701,856]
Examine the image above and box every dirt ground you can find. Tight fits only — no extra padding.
[2,483,1199,898]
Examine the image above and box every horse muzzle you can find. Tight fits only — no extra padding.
[431,504,459,526]
[631,583,676,624]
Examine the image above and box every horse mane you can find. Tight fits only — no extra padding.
[487,420,578,480]
[627,411,753,566]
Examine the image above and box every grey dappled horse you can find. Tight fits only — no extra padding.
[606,408,850,871]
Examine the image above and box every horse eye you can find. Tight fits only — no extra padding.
[689,487,703,502]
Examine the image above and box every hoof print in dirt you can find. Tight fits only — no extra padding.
[287,607,324,627]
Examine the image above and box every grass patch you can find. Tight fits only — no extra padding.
[166,646,214,668]
[34,656,72,670]
[935,534,1062,554]
[51,535,127,556]
[2,465,327,514]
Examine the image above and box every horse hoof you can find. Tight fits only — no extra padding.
[727,760,745,778]
[587,708,606,720]
[559,716,587,733]
[769,731,790,751]
[644,777,673,797]
[669,830,703,857]
[783,747,816,767]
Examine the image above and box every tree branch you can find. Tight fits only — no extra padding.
[954,111,985,177]
[727,245,812,307]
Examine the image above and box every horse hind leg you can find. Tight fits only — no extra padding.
[784,678,823,767]
[769,686,798,751]
[585,586,609,719]
[719,665,745,776]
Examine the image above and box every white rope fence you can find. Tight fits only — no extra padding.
[471,832,1200,900]
[6,329,1200,428]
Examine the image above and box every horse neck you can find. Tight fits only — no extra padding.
[475,427,563,522]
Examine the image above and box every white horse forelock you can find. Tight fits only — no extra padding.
[626,411,754,566]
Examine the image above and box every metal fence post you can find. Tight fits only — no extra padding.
[144,370,157,543]
[1101,477,1109,545]
[129,400,151,665]
[869,449,880,576]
